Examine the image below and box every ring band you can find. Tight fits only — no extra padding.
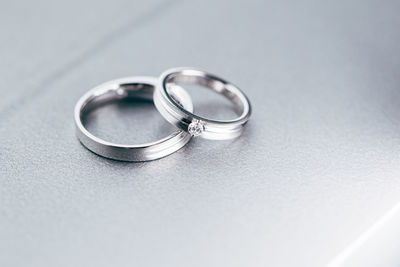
[154,67,252,140]
[74,76,193,161]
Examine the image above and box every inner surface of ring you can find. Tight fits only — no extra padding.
[164,73,245,119]
[80,82,179,144]
[81,83,154,115]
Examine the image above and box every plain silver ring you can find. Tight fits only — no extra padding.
[154,67,252,140]
[74,76,193,162]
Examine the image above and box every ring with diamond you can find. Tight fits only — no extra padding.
[74,76,193,161]
[154,67,252,140]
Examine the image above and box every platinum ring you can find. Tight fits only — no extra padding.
[74,76,193,161]
[154,67,252,140]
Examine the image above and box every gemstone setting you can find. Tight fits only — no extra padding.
[188,120,205,137]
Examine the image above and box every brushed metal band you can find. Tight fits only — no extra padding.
[74,76,193,161]
[154,67,252,140]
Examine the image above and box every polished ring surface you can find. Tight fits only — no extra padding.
[74,76,193,161]
[154,67,252,140]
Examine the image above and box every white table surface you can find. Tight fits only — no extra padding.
[1,0,400,266]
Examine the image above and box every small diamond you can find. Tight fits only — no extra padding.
[188,120,204,137]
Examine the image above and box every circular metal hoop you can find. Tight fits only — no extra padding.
[154,67,252,140]
[74,76,193,162]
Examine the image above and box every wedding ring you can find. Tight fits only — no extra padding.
[74,77,193,161]
[154,67,252,140]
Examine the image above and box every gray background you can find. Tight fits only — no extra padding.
[1,0,400,266]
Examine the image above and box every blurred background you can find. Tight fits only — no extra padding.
[1,0,400,266]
